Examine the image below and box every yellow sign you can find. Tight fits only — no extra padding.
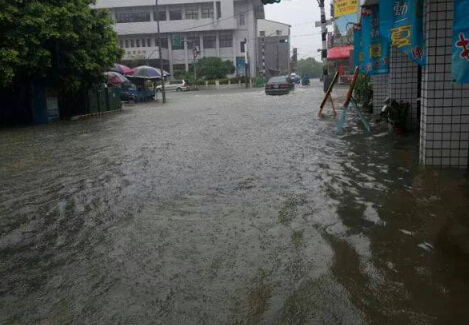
[370,44,382,58]
[334,0,358,18]
[391,25,412,48]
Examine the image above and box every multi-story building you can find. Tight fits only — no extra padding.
[257,19,291,79]
[93,0,265,78]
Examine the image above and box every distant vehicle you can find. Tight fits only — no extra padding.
[301,74,310,85]
[265,76,293,95]
[290,73,301,84]
[156,80,188,92]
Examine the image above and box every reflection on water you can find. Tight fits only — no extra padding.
[1,85,468,324]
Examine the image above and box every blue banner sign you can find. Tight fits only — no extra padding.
[379,0,426,66]
[452,0,469,83]
[360,5,390,75]
[353,28,365,73]
[236,57,246,76]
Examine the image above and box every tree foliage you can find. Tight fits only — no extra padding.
[0,0,122,93]
[296,57,323,78]
[196,57,235,80]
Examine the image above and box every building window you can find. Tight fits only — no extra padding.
[239,13,245,26]
[216,2,221,19]
[240,41,245,53]
[187,36,200,49]
[155,37,168,48]
[169,9,182,20]
[136,39,140,47]
[219,33,232,48]
[185,8,198,20]
[125,40,129,48]
[119,40,124,48]
[115,12,151,23]
[154,9,167,21]
[203,35,216,49]
[147,39,152,47]
[276,30,282,36]
[201,5,214,19]
[130,39,135,48]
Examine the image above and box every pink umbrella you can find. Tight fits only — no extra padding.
[105,71,131,86]
[110,64,134,76]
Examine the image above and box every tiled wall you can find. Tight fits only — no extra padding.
[420,0,469,168]
[371,75,389,114]
[389,47,420,129]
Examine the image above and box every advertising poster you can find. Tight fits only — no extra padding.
[379,0,426,66]
[452,0,469,83]
[361,5,390,75]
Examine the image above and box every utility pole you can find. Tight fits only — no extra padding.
[261,34,266,81]
[276,41,279,74]
[155,0,166,103]
[317,0,328,92]
[244,38,249,88]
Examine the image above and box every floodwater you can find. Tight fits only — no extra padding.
[1,82,468,324]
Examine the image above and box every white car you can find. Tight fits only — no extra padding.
[156,80,188,92]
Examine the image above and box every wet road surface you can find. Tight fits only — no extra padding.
[1,82,469,324]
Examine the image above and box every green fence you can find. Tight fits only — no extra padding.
[88,87,122,114]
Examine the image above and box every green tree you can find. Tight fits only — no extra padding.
[296,57,323,78]
[0,0,122,93]
[196,57,235,80]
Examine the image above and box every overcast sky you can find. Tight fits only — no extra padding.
[264,0,331,60]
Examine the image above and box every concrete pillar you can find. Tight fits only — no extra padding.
[370,75,389,114]
[168,35,174,76]
[232,34,237,66]
[216,32,220,57]
[184,35,189,72]
[199,34,204,58]
[420,0,469,167]
[389,47,420,129]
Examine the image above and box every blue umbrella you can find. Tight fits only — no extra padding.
[131,66,162,79]
[155,68,171,77]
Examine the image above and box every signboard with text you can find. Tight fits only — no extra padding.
[361,5,390,75]
[171,35,182,48]
[236,57,246,76]
[452,0,469,83]
[379,0,426,66]
[354,28,365,73]
[334,0,358,18]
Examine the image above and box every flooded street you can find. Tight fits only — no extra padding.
[1,81,469,324]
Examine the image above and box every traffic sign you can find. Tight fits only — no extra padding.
[315,19,333,28]
[171,35,182,47]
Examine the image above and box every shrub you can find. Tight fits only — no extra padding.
[354,74,373,113]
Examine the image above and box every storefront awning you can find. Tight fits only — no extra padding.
[328,45,353,60]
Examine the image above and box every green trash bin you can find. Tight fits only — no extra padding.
[107,88,122,111]
[255,77,265,88]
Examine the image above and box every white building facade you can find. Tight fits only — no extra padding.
[94,0,265,77]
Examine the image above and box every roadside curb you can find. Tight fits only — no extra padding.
[70,108,123,121]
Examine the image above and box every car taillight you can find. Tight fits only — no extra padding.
[265,85,272,89]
